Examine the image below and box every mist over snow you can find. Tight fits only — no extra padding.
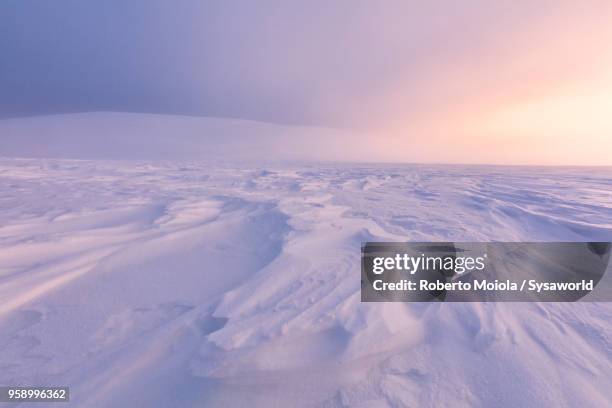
[2,1,612,407]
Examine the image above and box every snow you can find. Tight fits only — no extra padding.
[0,155,610,407]
[0,109,611,407]
[0,112,370,162]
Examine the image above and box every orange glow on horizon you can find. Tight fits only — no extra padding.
[372,6,612,166]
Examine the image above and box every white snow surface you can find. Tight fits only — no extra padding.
[0,157,611,407]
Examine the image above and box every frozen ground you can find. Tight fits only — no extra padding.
[0,158,611,407]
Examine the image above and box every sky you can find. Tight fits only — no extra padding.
[1,0,611,165]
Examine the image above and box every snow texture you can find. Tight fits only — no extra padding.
[0,155,611,407]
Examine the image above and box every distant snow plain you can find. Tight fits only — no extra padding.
[0,114,611,407]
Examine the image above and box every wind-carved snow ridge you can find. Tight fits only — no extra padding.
[208,191,419,359]
[0,158,611,407]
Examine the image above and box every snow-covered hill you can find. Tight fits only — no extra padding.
[0,112,369,162]
[0,158,611,407]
